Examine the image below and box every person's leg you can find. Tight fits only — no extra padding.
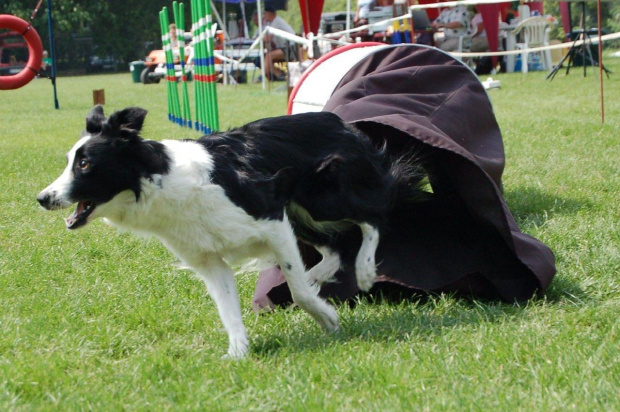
[471,36,489,53]
[264,48,286,80]
[439,37,460,52]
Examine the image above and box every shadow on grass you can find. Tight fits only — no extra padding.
[250,293,536,358]
[503,185,589,303]
[250,187,592,357]
[543,276,587,304]
[504,185,591,228]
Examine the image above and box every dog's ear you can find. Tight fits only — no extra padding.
[85,105,106,134]
[105,107,148,140]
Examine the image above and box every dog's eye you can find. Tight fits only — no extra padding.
[79,159,90,170]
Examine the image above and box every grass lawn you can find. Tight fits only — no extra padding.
[1,55,619,410]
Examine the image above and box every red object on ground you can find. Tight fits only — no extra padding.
[0,14,43,90]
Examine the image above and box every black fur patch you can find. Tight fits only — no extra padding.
[198,112,427,247]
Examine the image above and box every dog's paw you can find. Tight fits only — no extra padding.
[355,256,377,292]
[314,303,339,333]
[300,297,339,333]
[223,336,249,360]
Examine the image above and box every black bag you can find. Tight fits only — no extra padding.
[474,57,494,75]
[229,69,247,84]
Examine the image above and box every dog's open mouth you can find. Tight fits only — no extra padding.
[65,201,96,229]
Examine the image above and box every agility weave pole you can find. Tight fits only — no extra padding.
[190,0,219,133]
[172,1,192,129]
[159,7,182,126]
[160,1,219,133]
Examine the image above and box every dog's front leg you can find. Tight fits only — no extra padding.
[197,255,249,359]
[264,216,339,332]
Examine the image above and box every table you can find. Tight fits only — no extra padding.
[500,23,518,73]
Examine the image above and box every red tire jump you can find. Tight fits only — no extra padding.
[0,14,43,90]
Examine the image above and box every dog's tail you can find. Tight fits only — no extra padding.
[387,147,432,209]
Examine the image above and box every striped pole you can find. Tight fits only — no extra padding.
[203,0,219,132]
[173,1,192,128]
[160,7,182,125]
[197,0,210,133]
[191,0,209,133]
[190,0,201,131]
[157,1,219,134]
[159,9,173,123]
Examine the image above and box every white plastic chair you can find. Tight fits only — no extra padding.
[456,34,473,67]
[510,16,553,73]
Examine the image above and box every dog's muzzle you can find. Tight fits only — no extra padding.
[37,190,69,211]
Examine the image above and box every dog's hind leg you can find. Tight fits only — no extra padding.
[355,223,380,292]
[197,255,249,359]
[263,216,339,332]
[306,246,341,285]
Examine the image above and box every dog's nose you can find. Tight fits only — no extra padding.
[37,191,52,209]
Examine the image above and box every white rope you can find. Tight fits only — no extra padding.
[321,15,408,39]
[213,51,238,65]
[266,26,312,47]
[230,27,313,67]
[408,0,529,10]
[449,31,620,58]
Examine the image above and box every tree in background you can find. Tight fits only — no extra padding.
[2,0,188,73]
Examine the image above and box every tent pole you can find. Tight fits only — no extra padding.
[46,0,59,109]
[240,0,249,39]
[346,0,351,40]
[222,0,228,84]
[211,1,227,38]
[257,0,265,89]
[596,0,604,123]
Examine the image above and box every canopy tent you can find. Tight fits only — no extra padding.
[299,0,325,36]
[213,0,287,8]
[213,0,287,39]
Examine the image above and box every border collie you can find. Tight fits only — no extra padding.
[37,106,425,358]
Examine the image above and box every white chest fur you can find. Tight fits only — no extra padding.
[101,139,271,266]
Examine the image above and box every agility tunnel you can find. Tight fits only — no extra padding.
[0,14,43,90]
[255,44,556,309]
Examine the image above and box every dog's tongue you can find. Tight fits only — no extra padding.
[65,202,88,229]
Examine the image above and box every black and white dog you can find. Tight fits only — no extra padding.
[37,106,425,358]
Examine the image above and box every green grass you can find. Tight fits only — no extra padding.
[1,56,620,410]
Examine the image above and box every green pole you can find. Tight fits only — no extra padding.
[196,0,211,133]
[173,1,192,128]
[190,0,201,131]
[204,0,219,132]
[159,10,173,123]
[192,0,209,133]
[161,7,182,125]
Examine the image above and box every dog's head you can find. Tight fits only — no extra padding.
[37,105,169,229]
